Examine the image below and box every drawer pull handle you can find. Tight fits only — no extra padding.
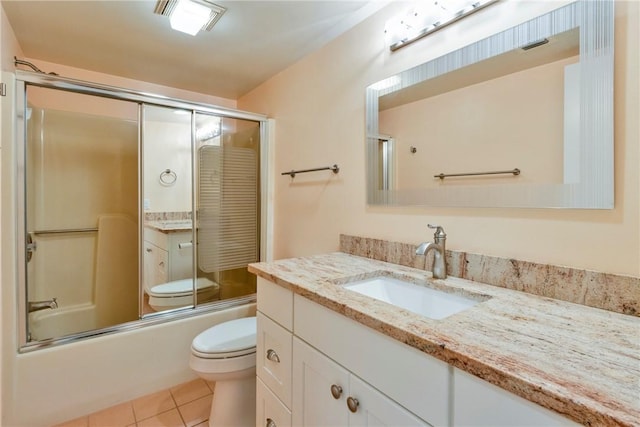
[266,418,276,427]
[330,384,343,399]
[266,349,280,363]
[347,396,359,413]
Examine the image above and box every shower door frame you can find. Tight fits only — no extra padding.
[13,70,272,352]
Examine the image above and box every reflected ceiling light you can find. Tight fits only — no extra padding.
[385,0,497,51]
[154,0,226,36]
[370,75,401,91]
[196,119,222,142]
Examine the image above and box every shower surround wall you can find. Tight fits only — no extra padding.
[26,106,139,339]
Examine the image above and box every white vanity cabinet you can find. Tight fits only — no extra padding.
[256,276,578,427]
[453,368,580,426]
[256,277,441,427]
[143,228,192,287]
[293,336,428,426]
[256,279,294,427]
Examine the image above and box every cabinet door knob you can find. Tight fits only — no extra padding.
[347,396,359,413]
[146,248,152,253]
[266,418,276,427]
[266,349,280,363]
[330,384,343,399]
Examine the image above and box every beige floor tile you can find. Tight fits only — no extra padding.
[133,389,176,421]
[177,395,211,427]
[191,422,208,427]
[136,408,185,427]
[52,416,89,427]
[205,381,215,394]
[170,379,211,406]
[88,402,135,427]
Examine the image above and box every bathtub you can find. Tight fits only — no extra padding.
[29,303,98,341]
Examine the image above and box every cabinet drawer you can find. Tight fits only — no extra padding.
[453,368,580,426]
[294,294,451,426]
[257,312,293,407]
[257,377,292,427]
[257,277,293,330]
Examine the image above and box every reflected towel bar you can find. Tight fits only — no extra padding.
[434,168,520,180]
[282,164,339,178]
[31,228,98,235]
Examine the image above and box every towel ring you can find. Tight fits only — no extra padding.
[159,169,177,186]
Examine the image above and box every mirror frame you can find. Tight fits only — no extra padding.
[366,0,614,209]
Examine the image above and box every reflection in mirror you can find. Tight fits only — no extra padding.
[142,105,195,315]
[24,85,139,340]
[195,114,259,306]
[366,0,614,208]
[381,28,578,189]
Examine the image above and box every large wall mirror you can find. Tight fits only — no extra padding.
[366,0,614,208]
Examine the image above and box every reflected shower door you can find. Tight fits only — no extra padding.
[24,86,139,341]
[195,114,260,303]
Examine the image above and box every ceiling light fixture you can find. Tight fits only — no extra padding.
[385,0,497,51]
[154,0,226,36]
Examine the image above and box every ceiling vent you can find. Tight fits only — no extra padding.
[154,0,226,35]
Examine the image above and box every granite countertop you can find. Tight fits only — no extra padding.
[144,220,192,233]
[248,252,640,427]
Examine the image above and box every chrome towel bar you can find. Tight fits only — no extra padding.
[282,164,339,178]
[434,168,520,180]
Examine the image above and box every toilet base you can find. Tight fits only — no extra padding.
[209,375,256,427]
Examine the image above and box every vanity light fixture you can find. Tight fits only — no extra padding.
[154,0,226,36]
[385,0,497,51]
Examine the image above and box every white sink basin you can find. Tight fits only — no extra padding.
[343,276,480,320]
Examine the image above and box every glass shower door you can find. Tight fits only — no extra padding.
[195,113,260,303]
[24,85,139,341]
[141,105,195,315]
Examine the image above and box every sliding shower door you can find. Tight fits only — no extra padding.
[15,72,267,349]
[140,109,261,315]
[141,105,195,315]
[195,113,260,302]
[24,85,139,341]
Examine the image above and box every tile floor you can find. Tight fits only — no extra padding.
[53,378,215,427]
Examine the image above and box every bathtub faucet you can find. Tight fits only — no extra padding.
[28,298,58,313]
[416,224,447,279]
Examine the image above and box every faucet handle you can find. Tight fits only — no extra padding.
[427,224,446,238]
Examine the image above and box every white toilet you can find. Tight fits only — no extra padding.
[146,277,220,311]
[190,316,257,427]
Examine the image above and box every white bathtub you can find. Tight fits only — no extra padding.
[29,303,98,341]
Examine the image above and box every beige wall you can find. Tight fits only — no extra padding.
[239,0,640,277]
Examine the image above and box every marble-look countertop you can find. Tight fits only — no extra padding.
[248,253,640,427]
[144,220,192,233]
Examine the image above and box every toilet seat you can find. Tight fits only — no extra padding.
[147,277,217,297]
[147,277,220,311]
[191,317,256,359]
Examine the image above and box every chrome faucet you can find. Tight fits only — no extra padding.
[28,298,58,313]
[416,224,447,279]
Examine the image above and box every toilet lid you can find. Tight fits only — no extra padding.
[148,277,218,297]
[192,317,256,359]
